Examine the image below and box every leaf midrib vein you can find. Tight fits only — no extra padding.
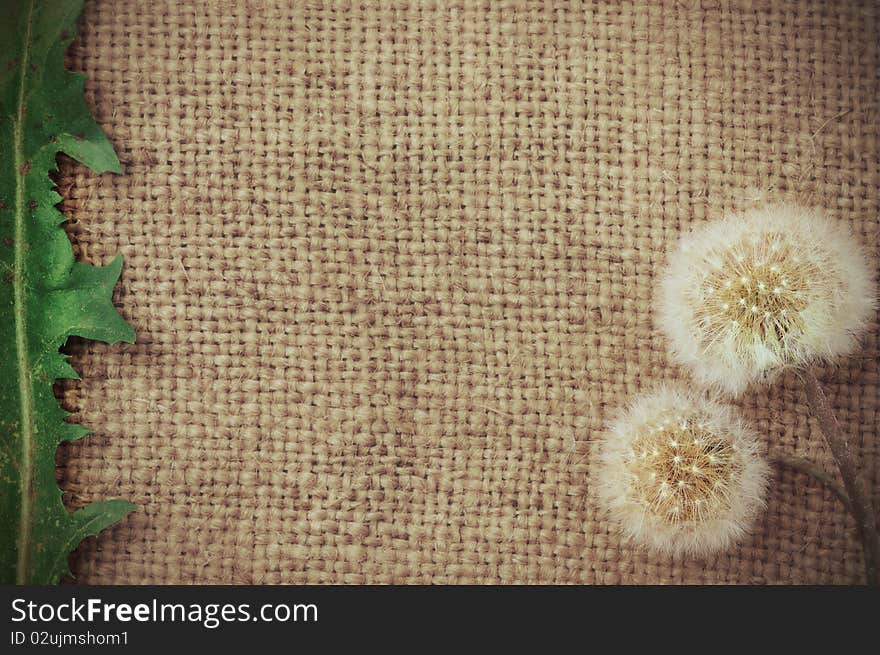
[13,0,36,585]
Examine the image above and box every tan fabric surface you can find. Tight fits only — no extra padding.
[56,0,878,584]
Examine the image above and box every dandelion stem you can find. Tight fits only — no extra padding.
[800,367,880,585]
[771,454,853,516]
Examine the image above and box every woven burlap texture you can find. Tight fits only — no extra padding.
[57,0,878,584]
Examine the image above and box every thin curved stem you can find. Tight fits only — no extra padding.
[771,453,853,516]
[799,367,880,586]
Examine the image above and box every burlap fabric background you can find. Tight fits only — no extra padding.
[55,0,878,584]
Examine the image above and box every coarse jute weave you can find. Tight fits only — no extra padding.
[55,0,878,584]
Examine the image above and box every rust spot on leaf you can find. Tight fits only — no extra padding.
[19,161,31,175]
[28,200,38,210]
[2,236,13,247]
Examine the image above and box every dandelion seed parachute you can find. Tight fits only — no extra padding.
[656,204,876,396]
[593,386,770,557]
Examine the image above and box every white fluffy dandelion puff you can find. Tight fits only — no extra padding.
[593,386,770,557]
[657,204,877,395]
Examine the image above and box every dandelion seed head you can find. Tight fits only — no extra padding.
[656,204,877,395]
[592,386,770,557]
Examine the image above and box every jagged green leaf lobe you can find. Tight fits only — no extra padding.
[0,0,135,584]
